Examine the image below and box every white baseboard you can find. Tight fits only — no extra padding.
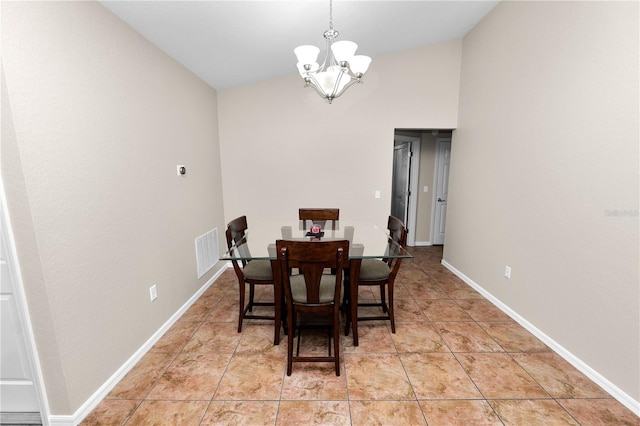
[413,241,432,247]
[64,264,230,426]
[441,259,640,417]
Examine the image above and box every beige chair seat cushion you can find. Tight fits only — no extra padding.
[243,259,273,281]
[359,258,391,281]
[290,274,342,303]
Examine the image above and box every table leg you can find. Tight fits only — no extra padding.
[349,258,362,346]
[271,258,282,345]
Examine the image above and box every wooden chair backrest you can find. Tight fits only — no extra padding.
[298,208,340,221]
[299,208,340,230]
[276,240,348,305]
[384,215,408,277]
[226,215,251,268]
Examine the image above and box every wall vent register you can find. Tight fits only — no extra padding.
[195,228,218,279]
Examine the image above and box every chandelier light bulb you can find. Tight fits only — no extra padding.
[294,45,320,66]
[331,40,358,63]
[349,55,372,76]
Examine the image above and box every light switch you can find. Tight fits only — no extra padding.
[423,186,429,193]
[375,190,381,199]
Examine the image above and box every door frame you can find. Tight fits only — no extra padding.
[0,180,49,424]
[393,134,420,246]
[430,136,452,245]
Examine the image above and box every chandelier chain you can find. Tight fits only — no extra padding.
[329,0,333,30]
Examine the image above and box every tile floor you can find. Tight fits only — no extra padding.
[82,247,639,425]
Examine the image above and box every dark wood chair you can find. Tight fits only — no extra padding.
[354,215,407,333]
[226,216,280,344]
[275,239,349,376]
[298,208,340,231]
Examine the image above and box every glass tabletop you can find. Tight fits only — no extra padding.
[221,220,412,261]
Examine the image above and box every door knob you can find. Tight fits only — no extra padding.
[437,198,446,202]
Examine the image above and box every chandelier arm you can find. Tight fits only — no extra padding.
[332,75,361,99]
[305,73,332,99]
[319,38,331,70]
[330,67,348,97]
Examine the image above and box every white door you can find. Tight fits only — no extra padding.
[432,138,451,245]
[391,143,411,225]
[0,196,42,420]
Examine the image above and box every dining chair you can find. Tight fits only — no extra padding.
[226,216,280,344]
[355,215,407,333]
[275,239,349,376]
[298,208,340,231]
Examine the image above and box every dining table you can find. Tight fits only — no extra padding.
[220,219,412,346]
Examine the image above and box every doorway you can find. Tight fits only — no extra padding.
[0,185,45,425]
[432,137,451,245]
[391,134,420,246]
[391,130,452,246]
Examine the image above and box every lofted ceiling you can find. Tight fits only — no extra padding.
[99,1,500,91]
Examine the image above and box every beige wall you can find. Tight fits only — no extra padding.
[1,1,226,414]
[446,0,639,402]
[218,41,462,227]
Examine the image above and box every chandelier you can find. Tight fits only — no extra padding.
[294,0,371,104]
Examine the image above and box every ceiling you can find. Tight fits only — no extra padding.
[99,1,500,91]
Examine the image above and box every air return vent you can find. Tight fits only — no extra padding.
[195,228,218,279]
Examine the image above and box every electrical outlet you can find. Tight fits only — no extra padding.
[504,266,511,279]
[150,285,158,301]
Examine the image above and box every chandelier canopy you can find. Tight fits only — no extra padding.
[294,0,371,104]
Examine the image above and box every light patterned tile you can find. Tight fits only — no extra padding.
[236,322,287,356]
[214,352,284,400]
[180,299,215,322]
[417,299,473,321]
[80,399,139,426]
[276,401,350,426]
[390,321,448,353]
[456,353,549,399]
[436,322,503,353]
[182,321,241,354]
[345,353,414,400]
[350,400,426,426]
[281,361,347,400]
[403,280,449,299]
[512,352,610,398]
[125,400,208,425]
[342,323,396,353]
[479,322,549,353]
[558,399,640,425]
[420,400,502,425]
[107,352,174,400]
[446,286,484,300]
[149,319,201,354]
[206,297,239,323]
[456,300,512,322]
[146,351,230,400]
[201,401,279,425]
[392,298,429,322]
[401,352,482,399]
[489,399,579,425]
